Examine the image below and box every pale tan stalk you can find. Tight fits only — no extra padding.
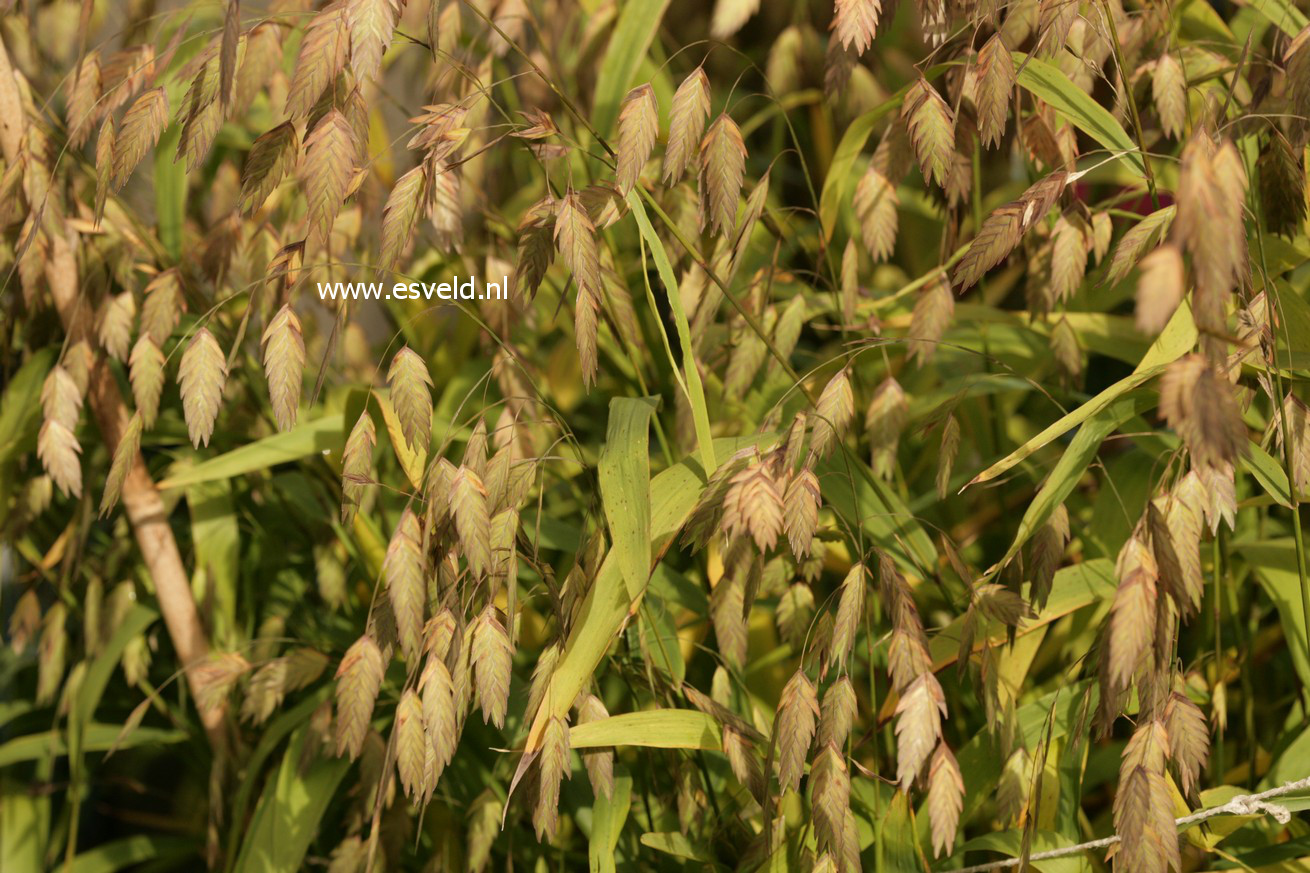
[0,34,226,752]
[47,230,228,753]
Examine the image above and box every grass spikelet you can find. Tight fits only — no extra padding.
[192,651,250,715]
[141,270,183,345]
[555,190,602,295]
[242,649,327,724]
[346,0,398,82]
[1258,130,1307,237]
[394,688,427,800]
[1287,26,1310,127]
[901,78,954,188]
[286,3,349,118]
[472,606,512,729]
[1177,134,1246,333]
[700,114,747,238]
[1108,537,1158,689]
[721,724,766,800]
[810,743,851,860]
[665,67,712,184]
[387,347,433,453]
[841,240,859,323]
[516,202,556,299]
[828,563,866,671]
[1114,720,1180,873]
[1050,316,1082,380]
[810,368,855,459]
[35,603,67,706]
[577,694,614,799]
[334,634,385,759]
[1149,496,1188,610]
[341,411,376,524]
[1162,485,1204,616]
[97,293,135,361]
[954,170,1069,290]
[526,643,560,723]
[94,116,114,220]
[927,741,963,857]
[489,507,519,588]
[1164,690,1209,798]
[711,566,748,668]
[300,109,357,247]
[976,35,1014,148]
[420,653,458,776]
[128,337,165,429]
[1030,503,1070,609]
[574,282,601,389]
[1160,354,1247,467]
[178,328,228,448]
[775,669,819,793]
[783,468,821,558]
[241,657,288,726]
[429,166,463,254]
[233,23,282,114]
[1049,213,1089,304]
[452,465,492,577]
[99,413,142,517]
[385,509,425,662]
[66,50,101,148]
[42,366,82,430]
[219,1,240,109]
[580,182,626,230]
[240,122,299,215]
[818,675,857,749]
[936,414,960,499]
[1108,206,1176,284]
[175,53,221,172]
[617,83,658,195]
[1035,0,1077,56]
[833,0,881,54]
[776,583,815,650]
[379,163,429,274]
[1135,244,1184,334]
[260,305,305,431]
[1277,394,1310,495]
[864,374,906,471]
[908,271,954,364]
[854,166,898,261]
[767,26,803,94]
[111,88,168,192]
[534,714,572,840]
[721,460,784,552]
[39,419,82,498]
[424,456,457,530]
[1152,53,1186,140]
[893,672,945,788]
[710,0,761,40]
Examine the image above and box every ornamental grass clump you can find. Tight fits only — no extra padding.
[5,1,1310,872]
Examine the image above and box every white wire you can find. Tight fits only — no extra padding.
[949,776,1310,873]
